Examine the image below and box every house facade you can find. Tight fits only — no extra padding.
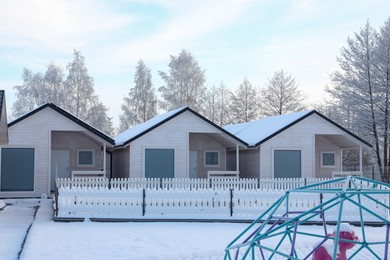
[0,95,372,198]
[112,107,247,179]
[224,110,372,179]
[0,103,114,198]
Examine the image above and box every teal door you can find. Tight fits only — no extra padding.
[1,148,35,191]
[145,149,174,178]
[274,150,301,178]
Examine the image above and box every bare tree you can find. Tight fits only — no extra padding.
[65,50,95,118]
[261,69,306,116]
[119,60,157,132]
[158,49,206,112]
[376,17,390,182]
[204,81,231,126]
[64,50,113,135]
[13,64,64,117]
[326,20,389,181]
[229,78,261,124]
[43,63,66,107]
[12,50,114,135]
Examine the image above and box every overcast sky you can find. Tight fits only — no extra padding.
[1,0,389,127]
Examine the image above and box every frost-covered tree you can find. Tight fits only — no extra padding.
[12,50,114,135]
[204,82,231,126]
[376,17,390,181]
[229,78,261,124]
[261,70,306,116]
[43,63,66,107]
[85,99,113,135]
[325,20,390,182]
[64,50,95,117]
[158,49,206,112]
[13,63,64,117]
[13,68,43,117]
[119,60,157,132]
[64,50,113,135]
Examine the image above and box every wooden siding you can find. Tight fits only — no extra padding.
[315,135,341,178]
[1,107,108,197]
[226,151,236,171]
[129,111,225,178]
[52,131,103,173]
[112,146,130,178]
[239,149,260,178]
[226,149,260,178]
[260,113,351,178]
[189,133,226,178]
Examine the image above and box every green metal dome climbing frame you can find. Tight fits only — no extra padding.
[224,176,390,259]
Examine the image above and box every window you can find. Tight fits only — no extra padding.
[205,151,219,166]
[321,152,335,167]
[78,150,94,166]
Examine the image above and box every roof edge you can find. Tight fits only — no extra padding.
[9,103,115,145]
[253,110,372,148]
[118,107,188,147]
[117,107,248,148]
[186,107,249,147]
[313,110,372,148]
[254,110,316,147]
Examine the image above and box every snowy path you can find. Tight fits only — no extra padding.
[0,199,39,259]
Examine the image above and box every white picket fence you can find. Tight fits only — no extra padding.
[55,177,389,221]
[56,187,389,222]
[56,177,337,191]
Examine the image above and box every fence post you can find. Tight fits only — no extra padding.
[230,188,233,217]
[142,189,146,216]
[319,193,323,219]
[54,184,59,217]
[372,165,375,180]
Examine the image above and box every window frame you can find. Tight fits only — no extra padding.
[77,149,94,167]
[204,151,219,167]
[321,151,336,168]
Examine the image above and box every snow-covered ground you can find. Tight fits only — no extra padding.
[0,199,388,259]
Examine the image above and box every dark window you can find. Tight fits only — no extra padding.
[322,152,335,167]
[1,148,34,191]
[78,150,94,166]
[205,151,219,166]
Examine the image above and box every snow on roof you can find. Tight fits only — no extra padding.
[223,110,314,147]
[114,107,187,146]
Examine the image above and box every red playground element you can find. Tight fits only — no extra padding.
[312,223,358,260]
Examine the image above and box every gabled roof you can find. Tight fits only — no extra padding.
[9,103,115,145]
[114,107,248,147]
[224,110,372,148]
